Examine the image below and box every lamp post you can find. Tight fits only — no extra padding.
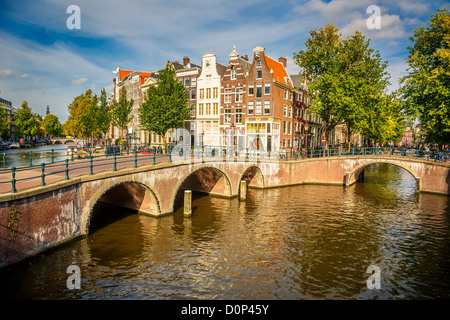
[304,124,309,157]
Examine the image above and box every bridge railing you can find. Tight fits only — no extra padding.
[0,145,448,194]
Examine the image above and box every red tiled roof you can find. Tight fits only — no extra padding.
[139,72,152,85]
[119,69,152,84]
[265,56,293,88]
[119,69,133,81]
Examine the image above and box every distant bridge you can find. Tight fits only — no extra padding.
[0,147,449,269]
[50,138,83,145]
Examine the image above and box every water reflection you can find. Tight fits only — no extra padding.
[0,163,449,300]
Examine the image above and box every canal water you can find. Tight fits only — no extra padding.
[0,163,449,300]
[1,144,70,168]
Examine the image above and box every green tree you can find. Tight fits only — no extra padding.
[361,94,406,146]
[14,101,40,139]
[399,7,450,149]
[96,88,111,140]
[293,24,392,148]
[110,86,133,144]
[65,89,94,138]
[293,24,342,149]
[139,63,190,153]
[80,94,100,147]
[0,106,10,139]
[42,113,63,138]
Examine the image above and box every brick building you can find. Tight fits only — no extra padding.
[242,46,294,154]
[220,45,251,151]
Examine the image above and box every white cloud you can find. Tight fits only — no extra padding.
[72,78,88,86]
[20,73,29,78]
[340,14,406,39]
[0,70,13,77]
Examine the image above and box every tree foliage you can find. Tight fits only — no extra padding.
[42,113,63,138]
[0,106,10,139]
[399,7,450,148]
[139,63,190,150]
[64,89,94,137]
[14,101,41,138]
[110,86,133,141]
[97,88,111,137]
[293,24,403,147]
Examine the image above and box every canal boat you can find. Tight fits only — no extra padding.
[9,142,20,149]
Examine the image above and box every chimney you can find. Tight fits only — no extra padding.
[183,56,190,67]
[278,57,287,68]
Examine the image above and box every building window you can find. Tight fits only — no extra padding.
[283,121,287,134]
[264,83,270,95]
[283,139,286,147]
[206,103,211,115]
[235,108,243,124]
[191,89,196,100]
[289,92,293,101]
[256,70,262,79]
[231,68,237,80]
[283,105,287,117]
[264,100,270,114]
[256,59,262,67]
[255,100,262,115]
[248,101,254,115]
[248,85,254,96]
[224,108,231,124]
[199,103,204,116]
[289,106,292,118]
[284,90,288,100]
[224,88,232,103]
[199,89,204,100]
[256,84,262,98]
[190,104,196,117]
[185,77,190,87]
[213,103,218,115]
[191,77,197,87]
[213,87,218,99]
[206,88,211,99]
[288,121,291,135]
[235,87,243,103]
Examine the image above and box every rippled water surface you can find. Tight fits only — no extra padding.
[1,163,449,299]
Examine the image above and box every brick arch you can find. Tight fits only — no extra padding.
[84,178,161,232]
[239,165,265,190]
[348,160,420,188]
[168,164,233,213]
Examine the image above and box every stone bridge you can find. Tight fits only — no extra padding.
[0,155,449,269]
[50,138,83,145]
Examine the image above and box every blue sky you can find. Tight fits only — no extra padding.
[0,0,448,123]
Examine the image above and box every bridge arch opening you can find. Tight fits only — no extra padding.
[64,140,75,144]
[239,165,264,191]
[350,162,419,192]
[88,181,160,234]
[172,166,232,212]
[54,140,62,144]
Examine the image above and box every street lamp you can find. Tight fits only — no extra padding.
[304,124,309,156]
